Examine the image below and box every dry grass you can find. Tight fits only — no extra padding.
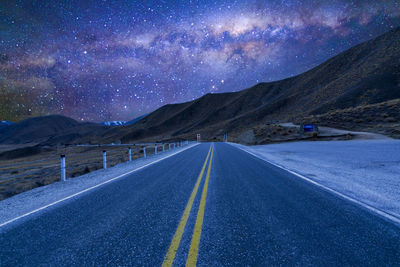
[297,99,400,138]
[0,144,161,200]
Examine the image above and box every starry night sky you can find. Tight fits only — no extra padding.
[1,0,399,122]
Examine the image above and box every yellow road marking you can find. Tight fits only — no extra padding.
[162,145,212,267]
[186,144,214,267]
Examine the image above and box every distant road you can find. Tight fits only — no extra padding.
[0,143,399,265]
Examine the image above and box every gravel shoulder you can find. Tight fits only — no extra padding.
[230,140,400,221]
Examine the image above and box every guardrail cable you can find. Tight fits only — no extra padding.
[0,142,188,183]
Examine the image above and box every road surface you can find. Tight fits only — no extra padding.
[0,143,399,266]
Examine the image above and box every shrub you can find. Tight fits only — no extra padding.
[83,166,90,174]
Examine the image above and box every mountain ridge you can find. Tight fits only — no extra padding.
[1,27,399,145]
[115,27,400,141]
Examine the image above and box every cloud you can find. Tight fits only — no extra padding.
[1,76,55,94]
[42,1,399,81]
[0,55,56,71]
[116,33,158,49]
[209,14,270,36]
[26,56,56,68]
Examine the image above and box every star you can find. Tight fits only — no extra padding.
[0,0,399,122]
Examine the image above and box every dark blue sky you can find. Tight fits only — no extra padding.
[1,0,399,122]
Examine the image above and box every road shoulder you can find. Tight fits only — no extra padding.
[0,143,199,228]
[228,141,400,226]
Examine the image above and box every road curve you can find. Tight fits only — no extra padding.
[0,142,399,266]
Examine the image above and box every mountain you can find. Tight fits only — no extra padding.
[0,114,148,145]
[110,27,400,142]
[0,115,108,144]
[100,114,147,126]
[101,121,127,126]
[0,121,13,126]
[126,114,147,125]
[0,120,13,131]
[1,28,399,145]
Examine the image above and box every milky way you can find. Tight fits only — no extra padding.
[1,0,399,122]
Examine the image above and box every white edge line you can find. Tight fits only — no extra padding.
[228,143,400,226]
[0,143,200,228]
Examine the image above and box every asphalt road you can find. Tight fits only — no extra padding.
[0,143,399,266]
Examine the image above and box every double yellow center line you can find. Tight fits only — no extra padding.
[162,144,214,267]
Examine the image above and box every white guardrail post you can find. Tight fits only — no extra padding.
[143,146,146,158]
[163,144,165,152]
[103,150,107,169]
[155,144,157,154]
[128,147,132,161]
[60,155,66,181]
